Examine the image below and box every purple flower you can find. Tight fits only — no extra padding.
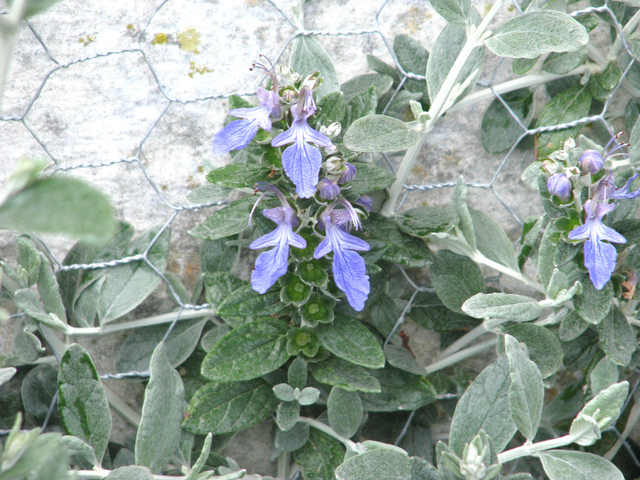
[568,200,626,290]
[317,178,340,200]
[212,87,280,155]
[547,173,572,202]
[338,163,357,185]
[355,195,373,212]
[314,200,370,311]
[272,88,333,198]
[579,150,605,175]
[249,184,306,293]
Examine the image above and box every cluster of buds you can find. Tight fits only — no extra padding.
[211,58,371,312]
[543,134,638,290]
[440,434,500,480]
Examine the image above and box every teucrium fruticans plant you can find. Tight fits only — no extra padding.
[6,0,640,479]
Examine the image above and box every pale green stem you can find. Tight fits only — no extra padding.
[63,309,215,336]
[608,8,640,62]
[497,434,574,463]
[436,317,504,360]
[469,251,545,294]
[629,317,640,328]
[0,0,29,110]
[424,339,498,376]
[449,63,601,114]
[71,470,245,480]
[103,384,141,427]
[605,399,640,460]
[381,0,505,216]
[533,307,569,327]
[299,416,359,452]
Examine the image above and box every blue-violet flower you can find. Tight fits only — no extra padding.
[249,184,306,293]
[314,199,370,311]
[579,133,628,176]
[568,199,626,290]
[272,87,333,198]
[547,173,572,202]
[317,178,340,200]
[212,87,281,155]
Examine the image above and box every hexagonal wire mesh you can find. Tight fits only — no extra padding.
[2,0,640,472]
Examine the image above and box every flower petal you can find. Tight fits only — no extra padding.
[568,223,590,240]
[281,141,323,198]
[584,238,617,290]
[314,238,332,259]
[251,242,290,293]
[598,224,627,244]
[332,248,370,311]
[212,119,259,155]
[299,122,333,148]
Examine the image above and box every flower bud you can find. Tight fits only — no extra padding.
[355,195,373,212]
[317,178,340,200]
[547,173,572,202]
[338,162,356,184]
[579,149,605,175]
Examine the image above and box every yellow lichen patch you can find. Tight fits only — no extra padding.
[245,0,261,5]
[178,27,200,54]
[78,34,96,46]
[397,6,430,33]
[126,23,135,30]
[152,33,169,45]
[189,61,213,78]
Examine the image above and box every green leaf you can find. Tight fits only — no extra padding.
[0,367,16,386]
[201,317,290,381]
[36,253,66,323]
[384,344,425,376]
[316,315,385,369]
[103,466,154,480]
[360,368,437,412]
[536,85,592,157]
[574,279,612,324]
[182,379,279,435]
[115,319,207,373]
[217,284,287,317]
[570,381,628,446]
[429,0,469,25]
[449,356,516,455]
[539,450,624,480]
[293,429,344,480]
[365,214,434,267]
[0,177,116,244]
[344,86,378,128]
[277,400,300,431]
[275,422,310,451]
[512,57,539,75]
[503,323,563,378]
[95,226,171,325]
[505,335,544,441]
[589,357,618,395]
[316,91,347,128]
[290,36,339,100]
[430,250,485,314]
[17,236,42,287]
[21,365,57,423]
[189,196,254,241]
[469,208,519,270]
[336,448,411,480]
[206,164,272,189]
[309,356,381,393]
[396,206,459,238]
[543,47,588,75]
[410,292,480,332]
[186,184,234,204]
[135,344,186,473]
[393,35,429,103]
[341,74,393,103]
[485,11,589,59]
[481,89,533,154]
[462,293,542,322]
[14,288,67,331]
[349,162,396,194]
[427,20,484,104]
[343,115,421,153]
[452,177,476,250]
[597,307,636,366]
[57,344,112,465]
[328,387,363,438]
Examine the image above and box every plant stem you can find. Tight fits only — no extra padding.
[469,251,545,294]
[497,434,574,463]
[299,416,359,452]
[608,9,640,61]
[0,0,29,110]
[64,309,215,336]
[424,338,498,375]
[604,397,640,461]
[436,318,504,360]
[103,384,141,427]
[381,0,505,216]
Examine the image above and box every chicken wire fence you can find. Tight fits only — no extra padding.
[1,0,640,469]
